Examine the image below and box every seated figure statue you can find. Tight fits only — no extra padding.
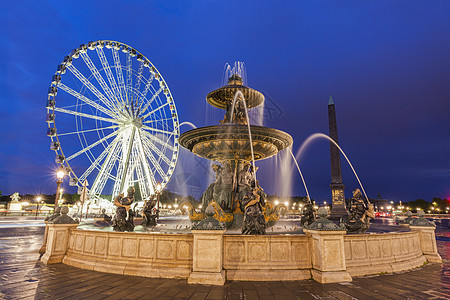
[200,164,222,212]
[341,188,374,233]
[220,101,247,125]
[237,163,252,202]
[241,180,266,235]
[216,163,234,212]
[112,186,135,232]
[142,197,157,227]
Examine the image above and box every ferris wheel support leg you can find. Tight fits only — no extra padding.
[119,126,136,194]
[90,137,121,197]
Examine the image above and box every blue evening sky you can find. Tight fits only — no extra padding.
[1,0,449,203]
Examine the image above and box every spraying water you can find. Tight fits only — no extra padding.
[277,146,293,198]
[229,90,257,181]
[250,101,265,126]
[295,133,369,203]
[287,147,311,203]
[179,121,197,129]
[223,62,247,86]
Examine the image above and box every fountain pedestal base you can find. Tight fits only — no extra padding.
[188,230,226,285]
[410,226,443,263]
[304,228,352,283]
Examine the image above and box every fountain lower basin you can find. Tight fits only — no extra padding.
[44,224,432,282]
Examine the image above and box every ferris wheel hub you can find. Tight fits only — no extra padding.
[131,117,143,128]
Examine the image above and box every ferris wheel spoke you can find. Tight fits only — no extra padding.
[143,117,174,125]
[126,53,132,105]
[120,141,137,195]
[90,134,123,196]
[141,124,174,136]
[91,147,120,196]
[78,134,122,183]
[112,138,126,198]
[141,134,172,166]
[58,83,117,119]
[139,73,155,101]
[139,87,164,117]
[57,125,119,137]
[118,126,137,194]
[112,48,127,108]
[131,141,150,199]
[133,61,144,100]
[65,128,123,161]
[96,47,124,106]
[140,138,166,180]
[53,107,123,124]
[80,52,118,109]
[66,64,119,116]
[140,129,174,151]
[136,130,156,194]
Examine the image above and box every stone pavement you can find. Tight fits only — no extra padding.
[0,226,449,300]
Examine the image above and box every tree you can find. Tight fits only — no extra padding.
[406,199,428,211]
[72,193,80,203]
[61,193,73,204]
[134,182,142,202]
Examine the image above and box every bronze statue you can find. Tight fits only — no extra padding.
[217,163,235,211]
[46,206,61,222]
[341,188,373,233]
[200,164,222,212]
[141,197,157,227]
[98,208,111,221]
[220,101,247,125]
[241,180,266,234]
[300,203,316,226]
[237,163,252,201]
[112,186,135,232]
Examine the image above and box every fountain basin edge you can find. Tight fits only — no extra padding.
[41,224,440,284]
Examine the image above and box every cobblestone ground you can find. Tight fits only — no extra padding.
[0,223,449,300]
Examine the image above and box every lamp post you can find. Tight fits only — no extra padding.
[156,182,162,219]
[55,166,65,209]
[35,196,42,219]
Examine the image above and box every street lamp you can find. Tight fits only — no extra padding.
[156,182,162,219]
[35,196,42,219]
[55,166,65,209]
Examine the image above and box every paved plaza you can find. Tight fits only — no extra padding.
[0,219,449,300]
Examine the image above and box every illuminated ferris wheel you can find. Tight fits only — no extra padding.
[46,40,179,202]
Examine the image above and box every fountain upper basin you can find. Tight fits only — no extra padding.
[179,124,293,162]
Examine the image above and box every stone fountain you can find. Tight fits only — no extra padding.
[41,67,442,285]
[179,73,293,228]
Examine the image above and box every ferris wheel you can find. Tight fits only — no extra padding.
[46,40,179,203]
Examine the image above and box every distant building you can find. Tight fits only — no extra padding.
[371,194,391,211]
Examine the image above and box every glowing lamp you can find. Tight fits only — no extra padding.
[156,183,162,193]
[57,170,65,180]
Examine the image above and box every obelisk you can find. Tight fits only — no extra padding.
[328,95,347,219]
